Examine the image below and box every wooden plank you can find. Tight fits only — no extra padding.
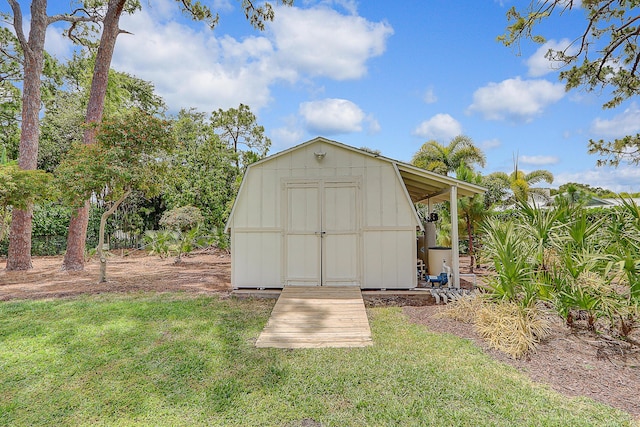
[255,286,372,348]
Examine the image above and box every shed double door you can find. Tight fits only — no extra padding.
[284,180,360,286]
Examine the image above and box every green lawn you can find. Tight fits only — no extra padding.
[0,293,634,426]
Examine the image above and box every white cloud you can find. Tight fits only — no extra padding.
[44,24,75,60]
[555,165,640,193]
[412,113,462,141]
[590,103,640,138]
[114,8,294,112]
[526,39,577,77]
[366,114,381,134]
[317,0,359,14]
[423,87,437,104]
[520,155,560,166]
[269,113,306,150]
[299,98,366,134]
[481,138,501,150]
[468,77,565,122]
[271,128,304,150]
[110,3,392,113]
[270,6,393,80]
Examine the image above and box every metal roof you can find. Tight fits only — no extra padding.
[394,161,486,203]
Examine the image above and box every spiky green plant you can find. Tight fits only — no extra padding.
[143,230,176,259]
[173,225,214,263]
[516,200,566,271]
[480,218,539,307]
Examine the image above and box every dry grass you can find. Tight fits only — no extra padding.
[476,301,553,359]
[436,294,554,359]
[432,291,484,324]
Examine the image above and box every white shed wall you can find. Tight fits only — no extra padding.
[228,139,418,289]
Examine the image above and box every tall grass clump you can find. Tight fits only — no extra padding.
[434,291,484,324]
[475,300,552,359]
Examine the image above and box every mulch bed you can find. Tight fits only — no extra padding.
[403,304,640,419]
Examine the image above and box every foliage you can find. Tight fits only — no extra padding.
[38,91,85,172]
[38,53,167,172]
[55,109,174,207]
[499,1,640,166]
[0,23,65,160]
[553,182,617,198]
[147,205,214,262]
[517,200,567,270]
[159,205,204,232]
[487,163,554,204]
[0,162,55,210]
[176,0,294,31]
[210,226,230,253]
[173,225,214,263]
[143,227,214,263]
[143,230,176,259]
[480,218,539,307]
[163,109,241,230]
[411,135,486,176]
[211,103,271,170]
[55,108,175,280]
[481,173,510,208]
[157,205,210,263]
[455,164,488,270]
[0,203,112,257]
[604,197,640,301]
[0,295,633,426]
[481,200,640,341]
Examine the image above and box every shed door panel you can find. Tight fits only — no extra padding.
[323,183,359,286]
[285,185,321,285]
[284,180,360,286]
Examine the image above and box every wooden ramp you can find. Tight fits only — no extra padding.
[255,286,373,348]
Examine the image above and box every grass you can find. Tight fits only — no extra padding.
[0,293,634,426]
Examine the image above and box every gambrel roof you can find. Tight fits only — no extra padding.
[244,137,486,203]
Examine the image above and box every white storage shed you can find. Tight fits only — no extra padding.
[225,137,485,290]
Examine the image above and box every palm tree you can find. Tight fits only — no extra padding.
[488,157,553,203]
[456,164,488,271]
[411,135,486,175]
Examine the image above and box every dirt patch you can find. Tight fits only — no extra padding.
[1,253,638,419]
[0,249,231,301]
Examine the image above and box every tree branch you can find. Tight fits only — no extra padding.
[6,0,28,54]
[47,14,101,26]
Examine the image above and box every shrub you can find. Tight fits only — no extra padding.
[159,205,204,232]
[143,230,176,259]
[145,206,215,262]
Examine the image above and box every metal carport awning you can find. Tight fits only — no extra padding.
[395,162,486,203]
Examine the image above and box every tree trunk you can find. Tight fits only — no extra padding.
[62,201,90,271]
[63,0,126,271]
[6,0,48,270]
[98,190,130,282]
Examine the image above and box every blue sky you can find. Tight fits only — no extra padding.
[9,0,640,192]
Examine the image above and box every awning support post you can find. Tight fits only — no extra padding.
[449,185,460,288]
